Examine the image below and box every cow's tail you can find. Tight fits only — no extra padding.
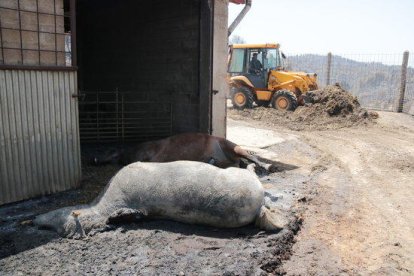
[255,206,287,231]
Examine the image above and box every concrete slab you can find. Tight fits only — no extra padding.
[227,119,286,148]
[227,118,301,162]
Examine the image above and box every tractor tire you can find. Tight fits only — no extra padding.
[256,100,270,107]
[271,90,298,111]
[231,86,254,109]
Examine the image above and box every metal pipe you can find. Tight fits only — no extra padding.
[228,0,252,36]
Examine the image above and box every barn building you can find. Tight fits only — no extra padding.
[0,0,235,204]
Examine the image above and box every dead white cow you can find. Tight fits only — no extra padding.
[34,161,284,237]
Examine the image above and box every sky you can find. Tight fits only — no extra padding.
[228,0,414,56]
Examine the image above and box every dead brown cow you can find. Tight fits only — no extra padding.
[94,133,271,170]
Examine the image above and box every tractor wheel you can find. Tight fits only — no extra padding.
[256,100,270,107]
[271,90,298,111]
[231,87,254,109]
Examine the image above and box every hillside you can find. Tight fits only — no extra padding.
[286,54,414,112]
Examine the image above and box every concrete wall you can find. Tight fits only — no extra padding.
[0,0,65,66]
[77,0,211,142]
[211,0,229,138]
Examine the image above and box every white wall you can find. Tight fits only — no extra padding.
[211,0,229,138]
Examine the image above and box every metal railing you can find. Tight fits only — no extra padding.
[78,90,173,143]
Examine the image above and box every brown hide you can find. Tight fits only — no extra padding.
[97,133,269,169]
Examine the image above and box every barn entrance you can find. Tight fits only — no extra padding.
[75,0,213,144]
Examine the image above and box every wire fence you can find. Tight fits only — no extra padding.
[286,51,414,115]
[0,0,74,67]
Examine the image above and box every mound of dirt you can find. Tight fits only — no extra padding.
[228,85,379,131]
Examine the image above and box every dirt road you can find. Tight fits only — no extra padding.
[225,110,414,274]
[277,112,414,275]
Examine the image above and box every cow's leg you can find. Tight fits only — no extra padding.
[71,211,86,239]
[233,145,272,171]
[106,208,147,225]
[246,163,256,173]
[219,139,272,171]
[210,140,240,168]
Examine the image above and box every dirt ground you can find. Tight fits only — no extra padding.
[230,85,413,274]
[228,85,379,131]
[229,110,414,275]
[281,112,414,275]
[1,106,413,275]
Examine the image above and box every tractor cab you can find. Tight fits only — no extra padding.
[227,43,318,110]
[228,44,283,89]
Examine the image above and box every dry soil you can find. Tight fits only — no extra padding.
[281,112,414,275]
[229,108,414,275]
[228,85,379,131]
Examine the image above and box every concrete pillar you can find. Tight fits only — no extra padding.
[211,0,229,138]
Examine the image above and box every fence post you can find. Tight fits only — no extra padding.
[396,51,409,112]
[326,52,332,86]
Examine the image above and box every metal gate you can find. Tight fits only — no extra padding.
[78,90,173,143]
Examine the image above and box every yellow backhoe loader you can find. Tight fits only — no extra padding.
[228,43,318,110]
